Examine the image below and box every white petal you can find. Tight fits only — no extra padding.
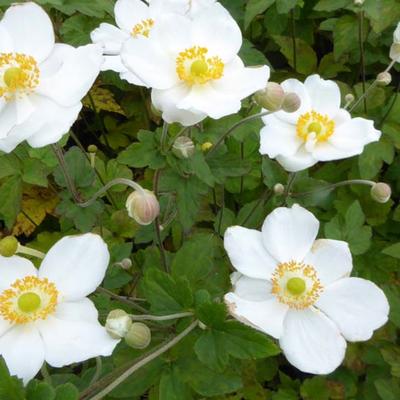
[304,239,352,286]
[90,23,129,54]
[224,226,277,280]
[225,292,288,339]
[304,75,341,116]
[261,204,319,263]
[38,234,110,302]
[121,37,178,90]
[259,116,302,157]
[276,146,318,172]
[37,309,118,368]
[279,308,346,374]
[0,317,13,337]
[115,0,150,32]
[0,325,44,384]
[316,277,389,341]
[0,255,37,291]
[0,2,54,63]
[54,298,100,324]
[0,24,13,53]
[232,274,273,302]
[36,43,102,107]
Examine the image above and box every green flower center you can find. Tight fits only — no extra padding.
[286,277,306,296]
[307,121,322,135]
[18,292,41,313]
[191,59,209,76]
[3,67,25,88]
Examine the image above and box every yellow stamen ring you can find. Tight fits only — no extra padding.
[0,276,58,324]
[131,18,155,38]
[296,110,335,142]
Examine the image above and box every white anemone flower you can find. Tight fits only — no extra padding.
[0,2,102,153]
[91,0,216,86]
[120,3,270,126]
[390,22,400,62]
[259,75,381,172]
[0,234,119,384]
[224,204,389,375]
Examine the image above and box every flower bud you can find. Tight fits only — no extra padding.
[254,82,285,111]
[390,43,400,62]
[106,309,132,339]
[125,322,151,349]
[126,189,160,226]
[377,72,392,86]
[370,183,391,203]
[354,0,364,5]
[393,22,400,43]
[273,183,285,195]
[172,136,195,159]
[201,142,213,152]
[0,236,19,257]
[345,93,355,104]
[120,258,132,270]
[87,145,98,153]
[282,93,301,113]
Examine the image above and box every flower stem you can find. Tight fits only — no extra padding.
[86,320,198,400]
[129,312,193,321]
[358,10,367,113]
[160,122,169,153]
[96,287,148,314]
[89,357,103,386]
[17,244,45,259]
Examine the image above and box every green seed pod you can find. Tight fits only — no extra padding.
[0,236,19,257]
[125,322,151,349]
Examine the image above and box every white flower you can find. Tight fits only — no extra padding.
[224,204,389,375]
[393,22,400,43]
[0,233,118,384]
[390,22,400,62]
[91,0,216,86]
[259,75,381,172]
[120,3,269,126]
[0,2,102,153]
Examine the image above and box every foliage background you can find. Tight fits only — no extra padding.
[0,0,400,399]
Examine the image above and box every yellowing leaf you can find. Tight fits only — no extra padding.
[83,86,126,116]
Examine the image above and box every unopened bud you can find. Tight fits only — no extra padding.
[87,145,98,153]
[201,142,213,152]
[126,189,160,226]
[125,322,151,349]
[172,136,195,159]
[393,22,400,43]
[390,43,400,62]
[282,93,301,113]
[0,236,19,257]
[120,258,132,270]
[345,93,355,104]
[354,0,364,5]
[370,183,391,203]
[106,309,132,339]
[274,183,285,195]
[377,72,392,86]
[254,82,285,111]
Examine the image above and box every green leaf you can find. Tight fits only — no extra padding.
[314,0,351,11]
[0,357,25,400]
[374,379,400,400]
[244,0,275,29]
[333,15,360,60]
[54,384,79,400]
[159,367,193,400]
[300,377,329,400]
[382,243,400,259]
[26,381,55,400]
[358,141,395,179]
[276,0,300,14]
[0,175,22,228]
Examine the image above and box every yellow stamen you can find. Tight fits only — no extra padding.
[0,276,58,324]
[296,111,335,142]
[131,19,155,38]
[176,46,224,85]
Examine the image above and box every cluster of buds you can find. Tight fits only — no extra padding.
[390,22,400,62]
[126,188,160,225]
[254,82,301,113]
[106,309,151,349]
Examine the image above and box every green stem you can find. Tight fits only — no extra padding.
[291,9,297,72]
[96,287,148,314]
[88,93,112,150]
[160,122,169,153]
[358,10,367,113]
[17,245,45,259]
[239,189,272,226]
[89,357,103,386]
[130,312,193,321]
[282,173,297,206]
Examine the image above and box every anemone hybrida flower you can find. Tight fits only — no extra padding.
[120,3,269,126]
[91,0,216,86]
[259,75,381,172]
[390,22,400,62]
[0,234,118,384]
[224,204,389,375]
[0,2,102,153]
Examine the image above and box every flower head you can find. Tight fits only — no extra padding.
[0,233,118,384]
[224,204,389,374]
[0,2,102,153]
[259,75,381,172]
[120,3,269,125]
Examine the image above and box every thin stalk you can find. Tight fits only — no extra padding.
[280,173,297,206]
[87,320,198,400]
[378,81,400,128]
[160,122,169,153]
[17,245,45,259]
[129,312,193,321]
[291,9,297,71]
[88,93,112,150]
[239,189,272,226]
[89,357,103,386]
[358,10,367,113]
[96,287,148,313]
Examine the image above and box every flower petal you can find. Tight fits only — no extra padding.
[316,277,389,341]
[36,43,102,107]
[225,292,288,339]
[90,23,129,54]
[0,317,13,337]
[115,0,149,32]
[0,24,13,53]
[0,325,45,384]
[0,2,54,63]
[224,226,277,280]
[276,146,317,172]
[303,239,352,286]
[304,75,341,116]
[37,303,118,368]
[38,234,110,301]
[261,204,319,263]
[279,308,346,374]
[0,255,37,291]
[231,273,273,302]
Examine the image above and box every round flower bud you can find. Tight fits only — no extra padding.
[0,236,19,257]
[254,82,285,111]
[390,43,400,62]
[172,136,195,159]
[370,183,391,203]
[377,72,392,86]
[354,0,364,5]
[120,258,133,270]
[125,322,151,349]
[201,142,213,152]
[282,93,301,113]
[345,93,355,104]
[394,22,400,43]
[106,309,132,339]
[126,189,160,226]
[274,183,285,195]
[87,145,98,153]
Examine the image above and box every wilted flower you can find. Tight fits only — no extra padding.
[224,204,389,374]
[126,189,160,225]
[259,75,381,172]
[0,2,102,152]
[0,234,118,384]
[121,3,269,126]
